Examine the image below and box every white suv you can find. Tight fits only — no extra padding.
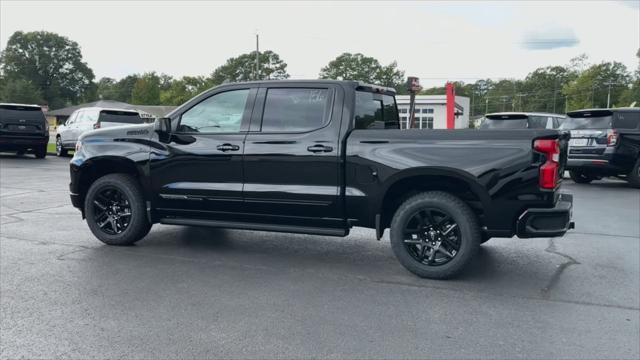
[55,107,146,156]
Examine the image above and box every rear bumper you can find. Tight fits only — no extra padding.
[0,135,49,149]
[516,193,574,238]
[566,157,629,174]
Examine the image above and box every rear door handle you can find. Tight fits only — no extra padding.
[307,144,333,153]
[216,143,240,152]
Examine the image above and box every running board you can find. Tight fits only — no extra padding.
[159,218,348,237]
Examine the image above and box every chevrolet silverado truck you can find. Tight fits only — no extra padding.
[561,108,640,187]
[69,80,574,279]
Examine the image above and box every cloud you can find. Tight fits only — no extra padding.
[522,27,580,50]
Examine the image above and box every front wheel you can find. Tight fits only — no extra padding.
[84,174,151,246]
[390,191,480,279]
[569,170,594,184]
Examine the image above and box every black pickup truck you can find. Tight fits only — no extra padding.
[69,80,574,279]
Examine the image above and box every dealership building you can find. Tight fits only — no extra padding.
[396,95,470,129]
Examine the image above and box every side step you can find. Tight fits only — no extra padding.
[159,218,348,237]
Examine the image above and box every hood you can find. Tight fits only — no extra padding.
[78,123,154,142]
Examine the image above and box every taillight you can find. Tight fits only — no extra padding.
[534,139,560,190]
[606,129,617,146]
[93,123,101,129]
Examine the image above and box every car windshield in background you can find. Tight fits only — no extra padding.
[479,118,528,129]
[0,105,45,123]
[99,111,144,124]
[354,91,399,129]
[559,116,612,130]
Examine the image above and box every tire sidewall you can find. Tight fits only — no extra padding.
[390,192,479,279]
[84,175,147,245]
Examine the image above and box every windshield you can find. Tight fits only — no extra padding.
[559,116,612,130]
[0,105,45,124]
[99,110,144,124]
[479,118,528,129]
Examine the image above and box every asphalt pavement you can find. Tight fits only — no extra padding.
[1,154,639,359]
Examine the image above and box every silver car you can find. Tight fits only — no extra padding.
[55,107,146,156]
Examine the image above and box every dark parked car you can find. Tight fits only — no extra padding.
[479,112,565,129]
[561,108,640,187]
[69,80,574,279]
[0,103,49,158]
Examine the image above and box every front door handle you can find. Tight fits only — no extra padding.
[216,143,240,152]
[307,144,333,153]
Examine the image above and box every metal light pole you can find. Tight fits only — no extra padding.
[255,33,260,81]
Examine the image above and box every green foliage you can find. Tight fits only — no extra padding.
[131,72,161,105]
[210,50,289,84]
[562,62,631,110]
[0,31,94,108]
[0,77,44,104]
[160,76,213,106]
[319,53,405,90]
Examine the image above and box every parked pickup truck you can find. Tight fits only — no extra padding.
[69,80,574,279]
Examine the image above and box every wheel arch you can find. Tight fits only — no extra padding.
[75,156,146,214]
[376,167,490,238]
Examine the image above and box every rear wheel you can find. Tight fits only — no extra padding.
[34,145,46,159]
[56,136,67,157]
[628,158,640,188]
[390,191,480,279]
[84,174,151,246]
[569,170,595,184]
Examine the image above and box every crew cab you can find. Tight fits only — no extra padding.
[69,80,574,279]
[0,103,49,158]
[56,107,146,156]
[479,112,565,129]
[561,108,640,187]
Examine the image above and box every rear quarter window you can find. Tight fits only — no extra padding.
[354,91,399,129]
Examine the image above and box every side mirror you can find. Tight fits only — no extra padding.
[155,117,172,143]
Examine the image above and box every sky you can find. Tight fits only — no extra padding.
[1,0,639,87]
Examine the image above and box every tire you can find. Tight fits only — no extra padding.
[84,174,151,246]
[56,136,68,157]
[569,170,594,184]
[390,191,480,279]
[628,158,640,188]
[34,145,47,159]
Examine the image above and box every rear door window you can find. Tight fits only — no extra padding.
[354,91,399,129]
[260,88,331,132]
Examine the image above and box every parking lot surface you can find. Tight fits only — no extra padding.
[1,155,639,359]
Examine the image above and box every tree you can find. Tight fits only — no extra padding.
[319,53,405,90]
[0,31,95,108]
[519,66,576,113]
[210,50,289,84]
[160,76,213,105]
[0,77,44,104]
[619,49,640,107]
[131,72,161,105]
[563,62,631,110]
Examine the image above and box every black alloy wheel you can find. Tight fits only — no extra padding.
[92,187,132,235]
[402,208,461,266]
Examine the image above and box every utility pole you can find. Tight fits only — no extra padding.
[552,79,557,113]
[485,97,489,114]
[604,82,615,108]
[255,33,260,81]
